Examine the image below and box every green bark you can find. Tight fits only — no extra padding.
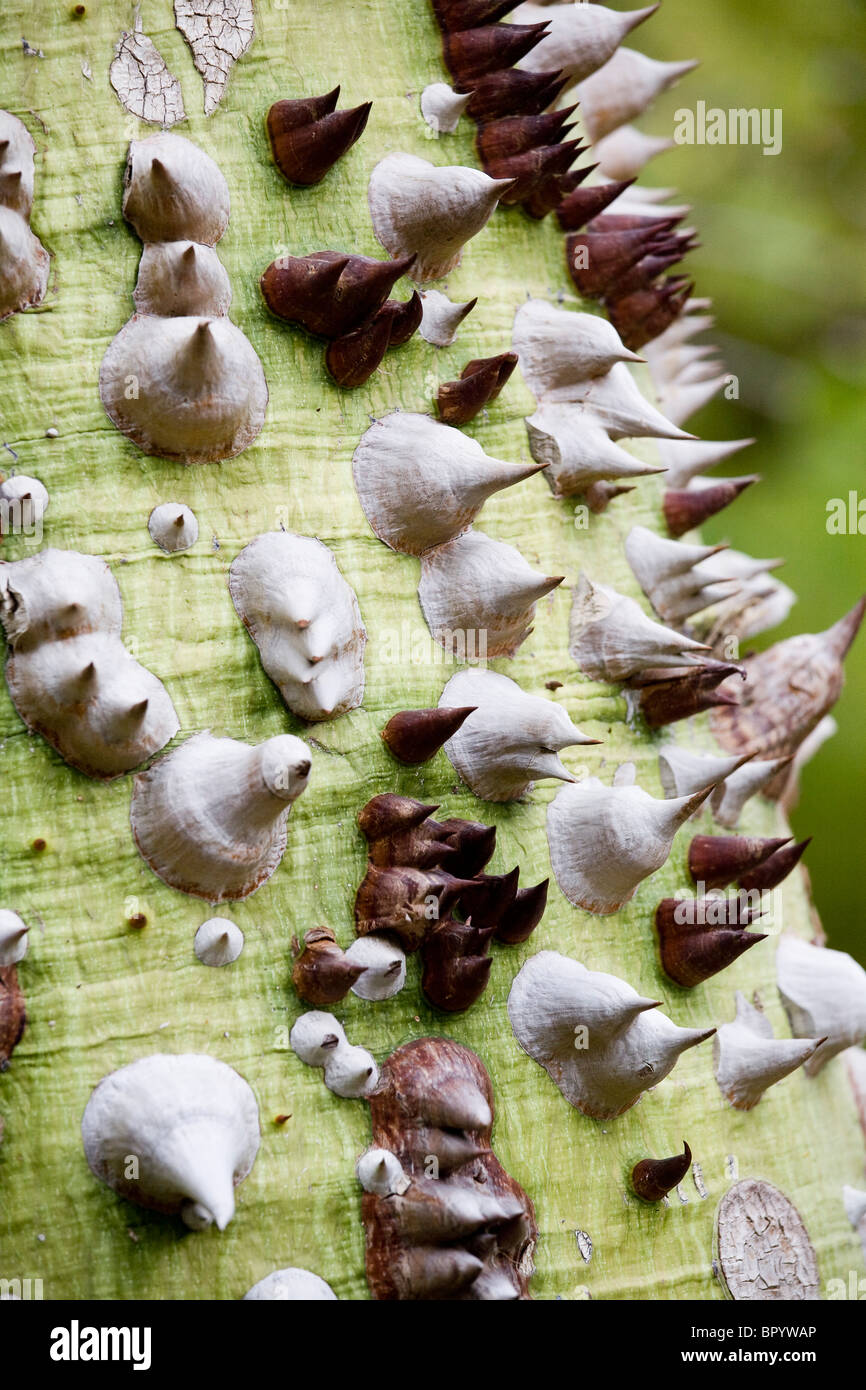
[0,0,863,1301]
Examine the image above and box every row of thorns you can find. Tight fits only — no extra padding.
[260,0,695,400]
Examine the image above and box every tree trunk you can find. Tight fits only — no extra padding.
[0,0,864,1301]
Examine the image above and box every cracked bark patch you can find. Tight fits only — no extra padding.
[109,29,185,127]
[175,0,255,117]
[715,1179,819,1300]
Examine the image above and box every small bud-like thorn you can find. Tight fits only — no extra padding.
[382,706,477,764]
[656,898,766,988]
[556,178,635,231]
[443,22,550,85]
[495,878,548,944]
[475,106,578,162]
[688,835,791,891]
[149,157,171,186]
[631,1142,692,1202]
[663,475,759,537]
[260,250,415,339]
[463,68,568,123]
[267,94,371,186]
[585,481,635,513]
[738,838,811,893]
[292,926,366,1006]
[74,661,98,697]
[437,352,518,425]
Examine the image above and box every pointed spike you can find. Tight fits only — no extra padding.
[632,1141,692,1201]
[658,747,754,801]
[475,106,579,162]
[654,782,717,835]
[458,866,521,929]
[655,435,756,488]
[738,838,811,893]
[150,157,171,185]
[688,835,792,892]
[663,476,759,537]
[483,139,582,206]
[358,793,439,842]
[556,178,635,232]
[381,706,477,765]
[325,312,393,389]
[268,100,372,186]
[637,662,745,729]
[266,86,341,132]
[675,1025,717,1056]
[495,878,548,945]
[824,595,866,662]
[443,22,551,85]
[437,819,497,877]
[463,68,569,123]
[578,50,700,144]
[292,927,366,1006]
[261,250,412,338]
[436,351,518,425]
[421,935,493,1013]
[656,898,766,987]
[711,600,864,777]
[380,291,424,348]
[432,0,519,32]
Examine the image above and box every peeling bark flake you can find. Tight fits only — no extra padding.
[174,0,255,117]
[109,29,185,127]
[715,1179,819,1301]
[574,1230,593,1264]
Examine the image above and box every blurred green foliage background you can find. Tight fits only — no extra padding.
[637,0,866,961]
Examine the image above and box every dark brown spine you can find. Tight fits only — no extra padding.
[631,1143,692,1201]
[443,22,550,85]
[688,834,792,891]
[381,706,477,764]
[436,352,518,425]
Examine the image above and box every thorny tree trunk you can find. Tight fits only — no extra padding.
[0,0,864,1300]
